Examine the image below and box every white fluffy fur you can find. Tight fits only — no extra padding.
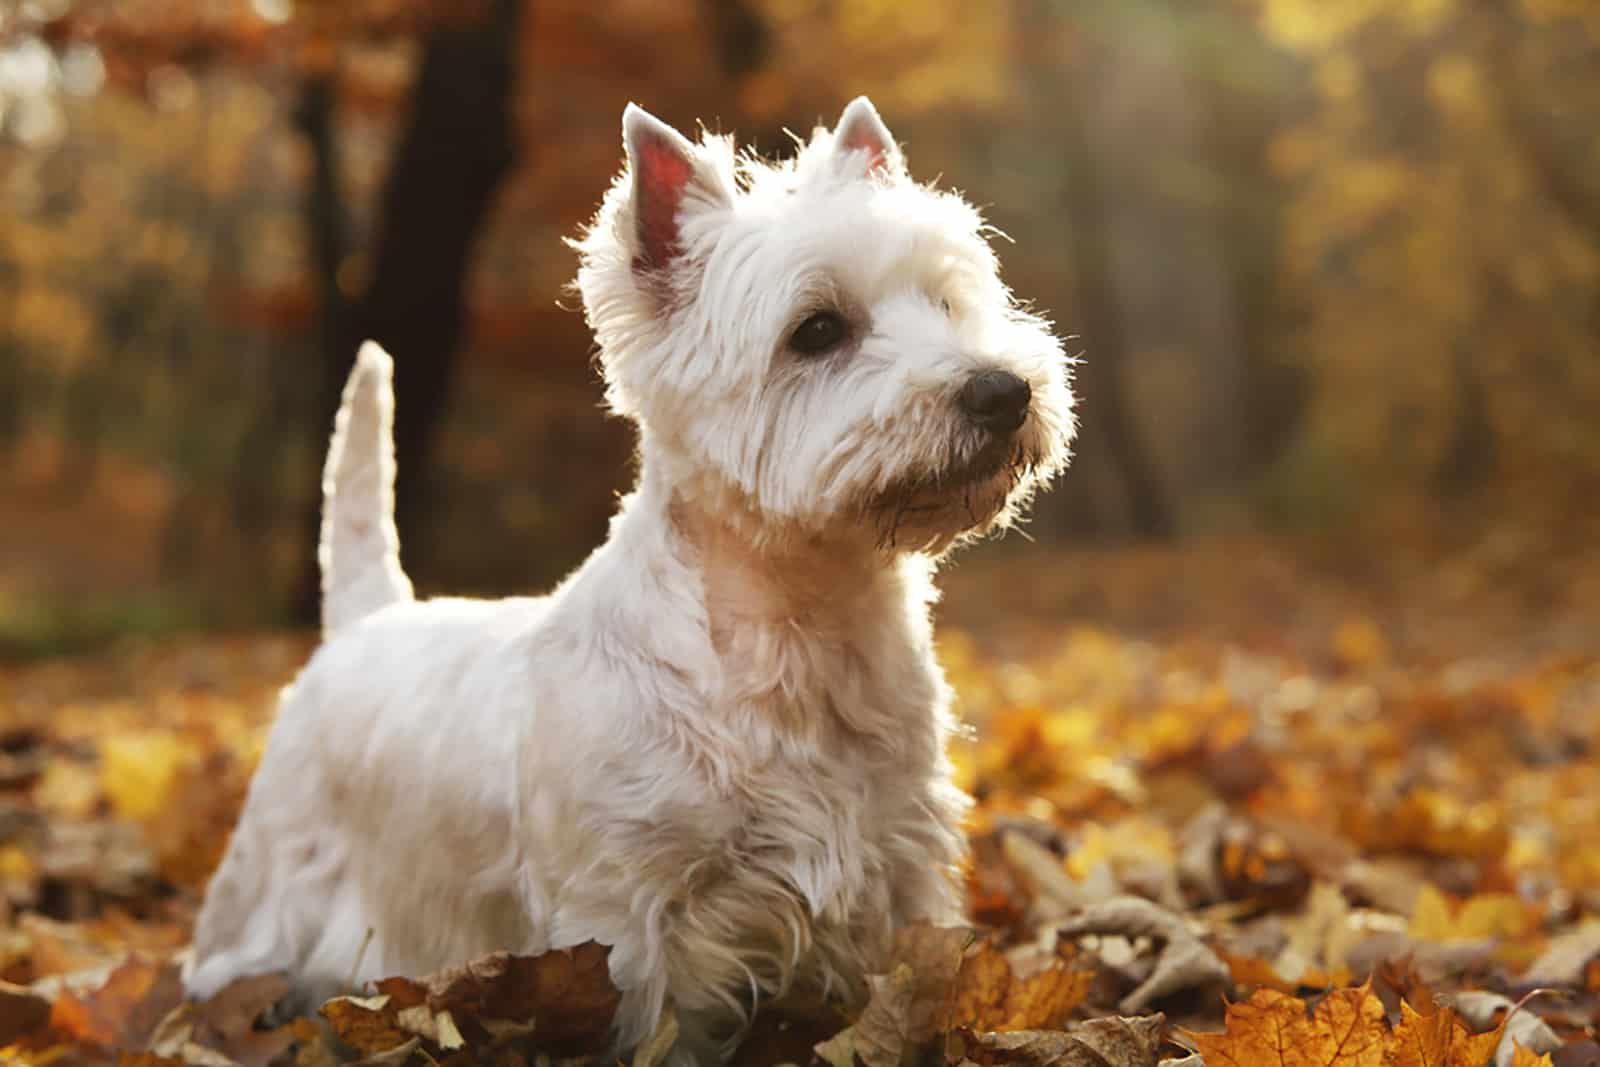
[186,97,1076,1064]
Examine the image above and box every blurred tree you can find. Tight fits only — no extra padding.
[1261,0,1600,519]
[0,256,21,451]
[292,0,527,621]
[1056,83,1175,538]
[1182,9,1309,484]
[5,0,1600,634]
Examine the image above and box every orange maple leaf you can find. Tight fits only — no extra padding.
[938,942,1091,1032]
[1387,1001,1505,1067]
[1186,984,1386,1067]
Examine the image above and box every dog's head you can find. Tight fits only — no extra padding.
[573,97,1076,555]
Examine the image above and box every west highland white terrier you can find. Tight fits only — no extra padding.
[186,97,1076,1062]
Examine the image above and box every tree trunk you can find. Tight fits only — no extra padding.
[293,0,526,623]
[1190,51,1307,481]
[1055,82,1175,538]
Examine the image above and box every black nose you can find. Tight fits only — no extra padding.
[959,370,1031,434]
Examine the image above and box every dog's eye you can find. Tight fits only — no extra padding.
[789,311,849,356]
[940,298,952,315]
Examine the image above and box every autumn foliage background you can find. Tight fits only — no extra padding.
[1,0,1599,1065]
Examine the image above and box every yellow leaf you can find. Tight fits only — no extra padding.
[33,759,101,820]
[100,730,188,823]
[1332,617,1388,669]
[1508,1043,1557,1067]
[1410,885,1457,941]
[1410,886,1534,942]
[0,845,35,883]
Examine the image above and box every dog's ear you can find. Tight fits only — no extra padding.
[833,96,899,175]
[623,104,728,273]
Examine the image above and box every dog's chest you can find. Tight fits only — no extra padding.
[708,587,939,748]
[672,738,910,1003]
[685,614,944,963]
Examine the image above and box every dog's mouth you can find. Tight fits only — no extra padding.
[866,438,1041,550]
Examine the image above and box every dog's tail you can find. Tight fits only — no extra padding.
[319,341,414,635]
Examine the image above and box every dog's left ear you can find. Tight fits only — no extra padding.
[833,96,900,175]
[623,104,729,274]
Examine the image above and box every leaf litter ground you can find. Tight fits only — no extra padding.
[0,537,1596,1066]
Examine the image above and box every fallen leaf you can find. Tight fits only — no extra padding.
[1266,881,1357,988]
[190,972,301,1067]
[100,729,189,823]
[1410,888,1535,944]
[943,940,1092,1032]
[1522,923,1600,988]
[1449,991,1563,1067]
[1508,1046,1557,1067]
[321,994,411,1058]
[814,963,921,1067]
[1175,805,1228,905]
[1388,1000,1505,1067]
[325,943,620,1061]
[960,1013,1165,1067]
[1004,830,1096,919]
[1058,897,1229,1012]
[1185,984,1386,1067]
[0,979,50,1045]
[381,941,619,1052]
[349,1036,422,1066]
[48,955,182,1049]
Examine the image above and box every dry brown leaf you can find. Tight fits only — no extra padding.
[884,923,977,1042]
[324,944,620,1061]
[814,963,921,1067]
[348,1036,422,1066]
[1002,830,1096,919]
[1521,923,1600,988]
[380,941,619,1053]
[1058,897,1228,1012]
[320,994,414,1058]
[959,1014,1165,1067]
[48,955,183,1049]
[0,979,51,1046]
[1185,985,1386,1067]
[815,927,1093,1067]
[187,972,305,1067]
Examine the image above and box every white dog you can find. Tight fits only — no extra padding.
[186,97,1076,1062]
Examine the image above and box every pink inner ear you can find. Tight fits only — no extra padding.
[839,126,890,172]
[635,136,695,270]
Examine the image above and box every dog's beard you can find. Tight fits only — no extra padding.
[866,435,1042,552]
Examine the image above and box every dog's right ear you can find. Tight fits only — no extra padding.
[623,104,729,274]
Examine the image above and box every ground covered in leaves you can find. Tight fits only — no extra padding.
[0,536,1597,1066]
